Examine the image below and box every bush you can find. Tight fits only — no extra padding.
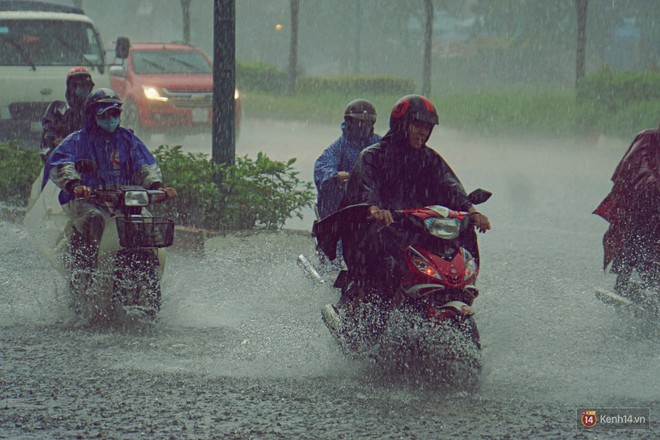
[439,90,579,137]
[236,60,415,96]
[576,68,660,135]
[0,143,41,206]
[237,60,287,93]
[296,75,415,96]
[153,145,314,231]
[577,68,660,111]
[0,143,314,232]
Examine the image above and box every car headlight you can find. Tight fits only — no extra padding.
[143,86,168,102]
[234,89,240,100]
[124,190,149,207]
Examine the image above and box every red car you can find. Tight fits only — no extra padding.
[109,40,240,141]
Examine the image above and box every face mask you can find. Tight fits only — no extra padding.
[346,120,373,141]
[74,85,92,101]
[95,115,121,133]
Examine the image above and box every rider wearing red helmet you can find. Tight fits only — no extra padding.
[339,94,491,299]
[40,66,95,162]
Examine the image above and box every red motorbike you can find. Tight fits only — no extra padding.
[315,189,491,387]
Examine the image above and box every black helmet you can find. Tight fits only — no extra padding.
[389,94,439,133]
[344,99,377,122]
[84,88,122,116]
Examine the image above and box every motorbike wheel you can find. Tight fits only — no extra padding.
[113,249,162,320]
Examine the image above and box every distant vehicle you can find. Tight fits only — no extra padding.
[0,0,109,142]
[109,39,241,142]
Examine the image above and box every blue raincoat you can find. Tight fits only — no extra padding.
[44,119,163,205]
[314,121,381,219]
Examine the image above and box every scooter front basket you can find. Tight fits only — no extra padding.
[116,216,175,248]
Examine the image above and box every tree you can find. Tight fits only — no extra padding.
[422,0,434,97]
[288,0,300,95]
[575,0,588,87]
[181,0,191,44]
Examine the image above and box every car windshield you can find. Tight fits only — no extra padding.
[132,50,211,74]
[0,19,103,68]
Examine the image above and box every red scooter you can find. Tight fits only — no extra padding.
[315,190,491,387]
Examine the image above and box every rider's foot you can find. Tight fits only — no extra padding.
[321,303,342,340]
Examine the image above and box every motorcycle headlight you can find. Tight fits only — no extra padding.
[407,248,442,280]
[425,217,461,240]
[143,86,168,102]
[124,190,149,207]
[462,249,478,280]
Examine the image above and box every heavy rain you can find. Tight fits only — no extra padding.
[1,0,658,438]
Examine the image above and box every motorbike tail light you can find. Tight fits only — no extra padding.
[123,190,149,207]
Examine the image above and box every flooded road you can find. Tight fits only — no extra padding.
[2,120,658,438]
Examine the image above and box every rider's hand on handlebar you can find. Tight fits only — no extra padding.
[163,187,178,199]
[369,205,394,227]
[470,211,491,233]
[73,185,93,200]
[335,171,350,183]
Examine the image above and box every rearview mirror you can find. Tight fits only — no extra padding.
[115,37,130,59]
[109,65,126,78]
[75,159,98,173]
[468,189,492,205]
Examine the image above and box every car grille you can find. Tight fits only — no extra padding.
[163,89,212,108]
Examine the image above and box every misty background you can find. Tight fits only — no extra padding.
[83,0,658,94]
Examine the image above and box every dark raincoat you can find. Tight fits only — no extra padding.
[317,129,477,298]
[314,122,381,219]
[593,128,659,271]
[342,130,472,211]
[40,81,89,162]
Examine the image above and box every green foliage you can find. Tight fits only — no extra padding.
[439,90,580,137]
[0,143,41,206]
[153,145,314,231]
[237,60,415,96]
[577,68,660,111]
[241,91,403,124]
[241,79,656,139]
[576,68,660,136]
[237,60,287,93]
[296,75,415,96]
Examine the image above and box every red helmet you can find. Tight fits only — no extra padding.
[389,94,439,134]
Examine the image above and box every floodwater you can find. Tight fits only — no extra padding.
[2,119,658,439]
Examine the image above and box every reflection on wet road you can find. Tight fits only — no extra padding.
[2,122,657,438]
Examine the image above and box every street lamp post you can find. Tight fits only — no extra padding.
[213,0,236,166]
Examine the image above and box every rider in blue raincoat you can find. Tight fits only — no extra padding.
[45,88,176,291]
[314,99,381,220]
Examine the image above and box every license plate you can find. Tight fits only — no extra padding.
[192,108,208,122]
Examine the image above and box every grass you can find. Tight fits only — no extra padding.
[240,86,657,140]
